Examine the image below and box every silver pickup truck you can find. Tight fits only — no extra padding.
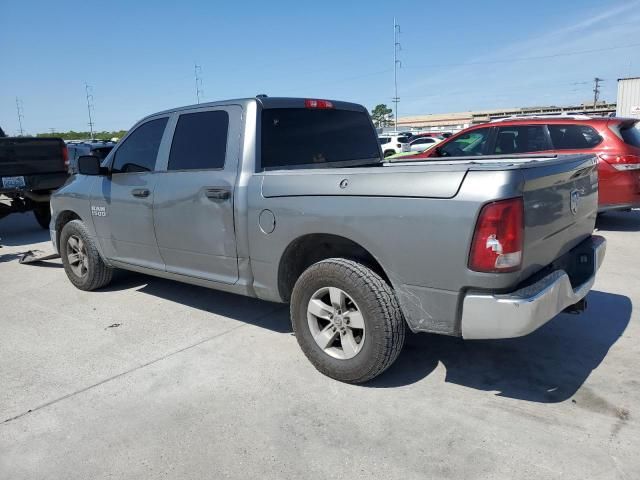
[50,97,606,383]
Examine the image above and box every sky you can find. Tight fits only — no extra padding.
[1,0,639,135]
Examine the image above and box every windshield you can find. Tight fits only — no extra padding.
[261,108,381,170]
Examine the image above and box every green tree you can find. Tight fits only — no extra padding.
[35,130,128,141]
[370,104,394,128]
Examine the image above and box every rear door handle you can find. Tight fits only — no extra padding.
[205,187,231,201]
[131,188,150,198]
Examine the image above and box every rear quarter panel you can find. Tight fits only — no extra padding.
[246,167,525,335]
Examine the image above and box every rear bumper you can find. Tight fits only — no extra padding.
[461,235,606,339]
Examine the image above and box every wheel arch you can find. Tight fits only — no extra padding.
[277,233,391,302]
[54,210,82,250]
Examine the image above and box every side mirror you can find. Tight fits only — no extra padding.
[78,155,102,175]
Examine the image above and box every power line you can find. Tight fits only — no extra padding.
[194,64,204,104]
[84,82,95,139]
[15,97,24,136]
[393,18,401,131]
[405,42,640,70]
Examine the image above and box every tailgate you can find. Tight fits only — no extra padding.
[520,154,598,279]
[0,138,67,177]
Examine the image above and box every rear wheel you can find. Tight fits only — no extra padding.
[383,150,395,158]
[33,202,51,229]
[290,258,406,383]
[60,220,113,291]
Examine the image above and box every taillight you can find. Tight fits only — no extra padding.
[62,145,69,167]
[469,197,524,273]
[305,99,333,109]
[397,143,402,148]
[598,153,640,171]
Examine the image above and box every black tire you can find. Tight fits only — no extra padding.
[290,258,406,383]
[33,202,51,229]
[60,219,113,291]
[383,150,395,158]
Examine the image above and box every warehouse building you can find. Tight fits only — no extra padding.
[395,102,617,134]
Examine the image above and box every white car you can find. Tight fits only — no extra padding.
[402,136,443,153]
[379,135,410,157]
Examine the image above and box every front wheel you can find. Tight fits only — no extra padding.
[290,258,406,383]
[60,220,113,291]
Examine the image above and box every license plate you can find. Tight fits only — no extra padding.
[2,176,26,189]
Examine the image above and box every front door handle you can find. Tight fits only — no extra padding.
[131,188,150,198]
[205,187,231,201]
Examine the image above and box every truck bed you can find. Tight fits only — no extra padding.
[261,153,598,291]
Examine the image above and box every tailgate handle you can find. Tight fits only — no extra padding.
[205,187,231,201]
[131,188,150,198]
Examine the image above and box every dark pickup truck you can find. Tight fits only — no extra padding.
[0,135,69,229]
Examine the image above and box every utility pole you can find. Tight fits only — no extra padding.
[15,97,24,136]
[593,77,604,108]
[194,64,204,104]
[393,18,401,131]
[84,82,95,139]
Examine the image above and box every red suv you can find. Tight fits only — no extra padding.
[413,116,640,211]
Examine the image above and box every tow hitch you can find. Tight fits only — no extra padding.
[563,297,587,315]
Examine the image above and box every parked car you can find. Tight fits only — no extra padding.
[66,141,115,174]
[378,134,410,157]
[402,136,443,153]
[51,96,604,383]
[410,115,640,212]
[412,131,451,139]
[0,136,69,228]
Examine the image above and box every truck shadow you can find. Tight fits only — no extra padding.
[369,290,631,402]
[596,209,640,232]
[102,271,292,334]
[106,272,629,402]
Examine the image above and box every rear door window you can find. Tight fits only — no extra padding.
[168,110,229,170]
[261,108,380,169]
[619,122,640,147]
[494,125,549,154]
[112,118,168,173]
[438,128,491,157]
[548,124,602,150]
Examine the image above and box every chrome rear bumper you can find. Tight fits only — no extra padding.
[461,235,606,340]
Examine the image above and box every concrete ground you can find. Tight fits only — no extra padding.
[0,210,638,480]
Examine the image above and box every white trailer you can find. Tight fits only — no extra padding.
[617,77,640,118]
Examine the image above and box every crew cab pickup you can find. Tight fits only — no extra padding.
[0,136,68,228]
[50,97,606,383]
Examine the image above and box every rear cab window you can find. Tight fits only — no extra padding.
[168,110,229,170]
[261,108,381,170]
